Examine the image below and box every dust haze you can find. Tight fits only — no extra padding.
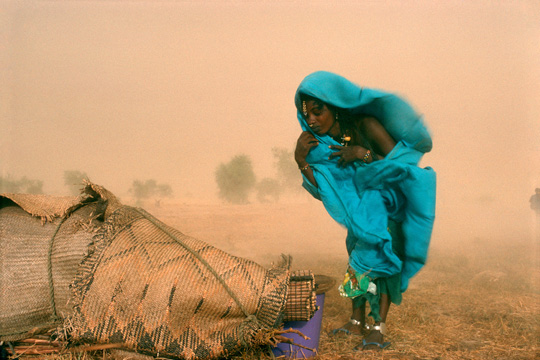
[1,1,539,261]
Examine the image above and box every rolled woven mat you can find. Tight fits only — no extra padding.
[68,205,291,359]
[0,192,104,341]
[1,182,315,359]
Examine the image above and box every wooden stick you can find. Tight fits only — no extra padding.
[278,327,311,340]
[12,348,59,355]
[15,338,64,346]
[273,335,315,352]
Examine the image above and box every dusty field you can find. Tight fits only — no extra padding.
[148,199,540,360]
[8,198,540,360]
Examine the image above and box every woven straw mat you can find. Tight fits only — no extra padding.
[68,205,290,359]
[0,193,103,341]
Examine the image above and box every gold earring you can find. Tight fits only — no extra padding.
[302,101,307,116]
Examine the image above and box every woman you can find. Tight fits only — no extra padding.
[294,71,436,350]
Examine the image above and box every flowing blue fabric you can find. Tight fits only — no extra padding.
[295,71,436,292]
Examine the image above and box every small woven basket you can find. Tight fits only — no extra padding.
[283,270,317,322]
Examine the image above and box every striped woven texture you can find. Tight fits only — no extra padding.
[0,193,82,223]
[283,271,317,322]
[0,183,307,359]
[0,195,102,341]
[68,206,290,359]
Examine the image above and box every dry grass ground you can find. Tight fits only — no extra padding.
[7,199,539,360]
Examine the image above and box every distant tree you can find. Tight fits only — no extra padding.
[0,175,43,194]
[272,147,302,192]
[131,179,157,202]
[157,183,173,198]
[129,179,173,206]
[0,176,17,193]
[256,177,281,203]
[215,154,256,204]
[64,170,89,195]
[22,177,44,194]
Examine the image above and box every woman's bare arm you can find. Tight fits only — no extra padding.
[329,116,396,166]
[359,116,396,158]
[295,131,319,187]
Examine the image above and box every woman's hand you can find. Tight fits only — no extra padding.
[295,131,319,166]
[329,145,367,167]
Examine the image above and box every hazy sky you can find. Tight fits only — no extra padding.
[2,0,539,240]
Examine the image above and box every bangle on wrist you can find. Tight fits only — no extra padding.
[362,150,371,163]
[299,163,310,171]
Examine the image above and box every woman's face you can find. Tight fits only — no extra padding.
[303,99,337,136]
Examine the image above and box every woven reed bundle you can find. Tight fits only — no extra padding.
[68,205,291,359]
[1,182,307,359]
[0,193,82,223]
[0,194,103,341]
[283,271,317,322]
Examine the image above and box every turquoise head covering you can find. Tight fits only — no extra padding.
[295,70,433,153]
[295,71,436,292]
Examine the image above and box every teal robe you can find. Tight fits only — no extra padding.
[295,71,436,292]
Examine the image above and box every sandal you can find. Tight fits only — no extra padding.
[359,338,391,350]
[332,318,368,336]
[354,322,391,350]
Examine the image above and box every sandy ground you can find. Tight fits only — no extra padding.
[5,195,539,359]
[138,196,539,360]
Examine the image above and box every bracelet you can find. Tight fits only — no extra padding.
[299,163,310,171]
[362,149,371,163]
[372,322,387,335]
